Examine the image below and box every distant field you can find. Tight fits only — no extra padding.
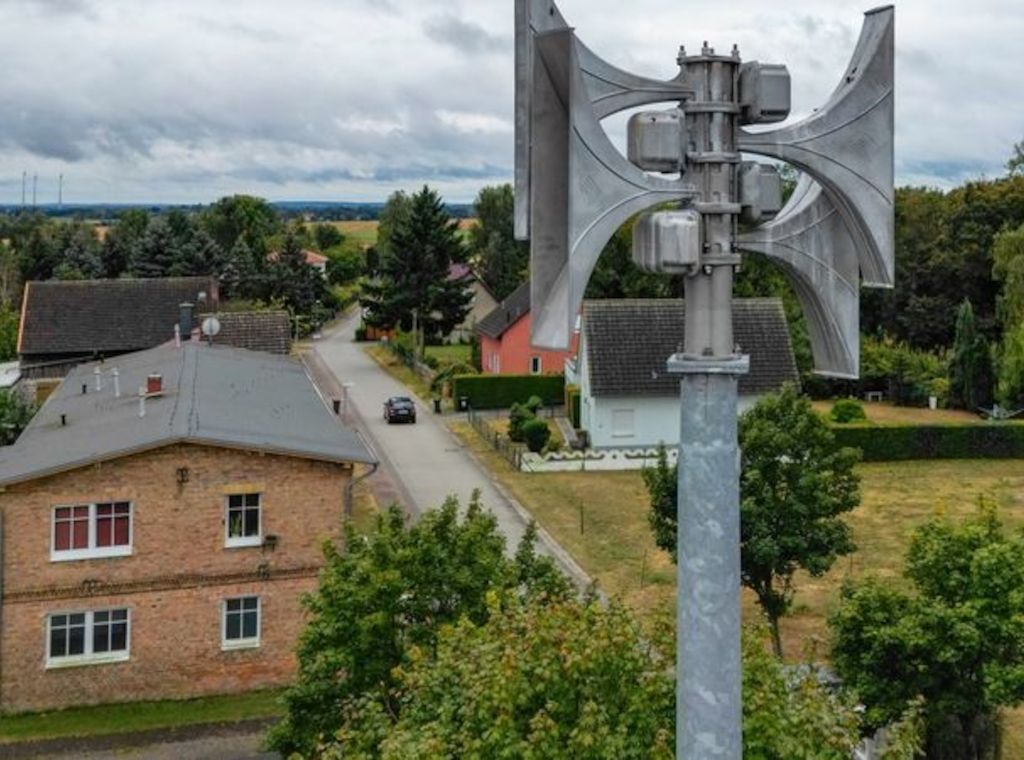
[328,219,477,249]
[812,400,987,426]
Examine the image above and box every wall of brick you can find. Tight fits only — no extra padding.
[0,443,352,712]
[1,577,314,712]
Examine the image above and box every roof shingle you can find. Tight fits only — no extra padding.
[214,311,291,354]
[583,298,799,397]
[18,277,217,356]
[476,281,530,340]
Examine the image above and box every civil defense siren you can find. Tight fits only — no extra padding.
[514,0,895,378]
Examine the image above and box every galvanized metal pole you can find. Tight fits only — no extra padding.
[671,42,748,760]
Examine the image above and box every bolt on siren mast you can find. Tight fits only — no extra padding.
[514,1,894,757]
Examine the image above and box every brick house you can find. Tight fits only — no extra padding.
[476,282,578,375]
[0,342,375,713]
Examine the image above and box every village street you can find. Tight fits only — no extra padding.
[310,311,588,586]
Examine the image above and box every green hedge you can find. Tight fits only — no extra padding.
[565,384,581,428]
[832,424,1024,461]
[452,374,565,410]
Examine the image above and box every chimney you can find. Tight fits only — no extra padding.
[94,366,102,392]
[179,303,194,343]
[146,374,163,395]
[138,387,146,418]
[112,368,120,398]
[174,323,181,349]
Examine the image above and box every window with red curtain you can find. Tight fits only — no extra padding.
[95,503,131,547]
[53,506,90,551]
[52,502,131,556]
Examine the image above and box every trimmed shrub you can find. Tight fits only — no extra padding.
[508,402,534,443]
[566,385,582,428]
[833,424,1024,462]
[830,398,867,424]
[524,395,543,414]
[452,374,565,410]
[522,418,552,453]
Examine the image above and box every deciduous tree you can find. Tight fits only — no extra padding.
[470,184,527,301]
[830,505,1024,759]
[267,496,570,757]
[645,385,860,656]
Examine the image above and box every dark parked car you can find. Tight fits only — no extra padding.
[384,396,416,424]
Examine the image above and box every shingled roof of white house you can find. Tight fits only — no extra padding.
[0,342,375,486]
[583,298,799,397]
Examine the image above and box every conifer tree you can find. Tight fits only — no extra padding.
[949,299,994,409]
[361,186,472,345]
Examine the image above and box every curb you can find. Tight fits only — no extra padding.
[0,716,277,759]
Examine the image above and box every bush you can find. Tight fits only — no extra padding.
[354,326,368,342]
[508,402,534,443]
[544,438,563,455]
[522,418,551,453]
[832,424,1024,461]
[451,374,565,410]
[524,395,543,414]
[830,398,867,423]
[565,384,581,428]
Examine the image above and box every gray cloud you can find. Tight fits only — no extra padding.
[0,0,1020,203]
[423,14,508,54]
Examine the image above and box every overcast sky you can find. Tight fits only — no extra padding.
[1,0,1022,204]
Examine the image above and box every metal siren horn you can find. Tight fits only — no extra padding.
[739,6,895,287]
[514,0,695,241]
[738,176,861,378]
[517,12,696,349]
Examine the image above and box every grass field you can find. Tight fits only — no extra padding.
[424,343,472,365]
[0,690,284,744]
[451,421,1024,751]
[329,219,477,250]
[814,399,996,426]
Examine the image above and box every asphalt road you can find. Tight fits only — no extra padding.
[313,312,537,548]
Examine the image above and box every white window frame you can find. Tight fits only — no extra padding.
[50,502,133,562]
[224,493,262,549]
[45,607,131,669]
[530,356,542,375]
[221,596,261,650]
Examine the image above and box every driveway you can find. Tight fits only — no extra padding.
[311,313,588,585]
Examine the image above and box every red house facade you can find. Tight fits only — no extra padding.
[476,283,578,375]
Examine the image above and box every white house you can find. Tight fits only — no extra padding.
[569,298,799,449]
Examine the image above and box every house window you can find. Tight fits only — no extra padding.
[222,596,260,649]
[225,493,261,548]
[47,608,130,668]
[51,502,132,561]
[530,356,542,375]
[612,409,635,438]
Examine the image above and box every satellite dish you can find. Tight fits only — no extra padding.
[201,316,222,338]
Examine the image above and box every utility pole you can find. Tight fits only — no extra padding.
[21,171,26,209]
[58,173,63,209]
[515,2,894,756]
[32,174,37,208]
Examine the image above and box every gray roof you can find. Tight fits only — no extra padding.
[0,343,375,486]
[476,281,530,340]
[19,277,217,357]
[583,298,799,398]
[214,311,291,354]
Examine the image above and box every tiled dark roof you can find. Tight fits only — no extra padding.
[583,298,799,397]
[476,281,530,339]
[19,277,217,356]
[214,311,291,355]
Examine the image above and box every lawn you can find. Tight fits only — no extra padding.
[0,689,284,744]
[813,399,988,426]
[451,421,1024,749]
[424,343,472,365]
